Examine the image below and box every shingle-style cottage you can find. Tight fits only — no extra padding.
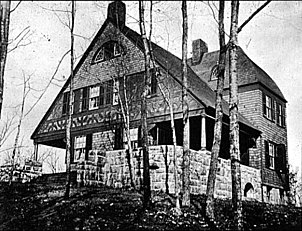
[31,1,289,204]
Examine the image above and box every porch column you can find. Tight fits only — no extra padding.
[34,142,39,161]
[201,113,206,150]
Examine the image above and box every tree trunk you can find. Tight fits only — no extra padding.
[139,0,151,209]
[0,1,11,118]
[229,1,243,230]
[205,0,226,220]
[9,74,27,185]
[65,0,75,199]
[118,77,135,188]
[181,0,190,207]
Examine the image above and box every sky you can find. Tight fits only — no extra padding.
[1,1,302,175]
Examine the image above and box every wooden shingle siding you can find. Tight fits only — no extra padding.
[224,87,287,188]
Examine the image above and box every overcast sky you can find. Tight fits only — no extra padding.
[1,1,302,174]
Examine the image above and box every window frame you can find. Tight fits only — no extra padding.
[276,102,286,127]
[89,85,100,110]
[74,135,86,162]
[92,41,123,64]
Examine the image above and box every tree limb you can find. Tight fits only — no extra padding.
[237,0,271,33]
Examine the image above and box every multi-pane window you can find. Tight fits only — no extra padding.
[276,103,286,127]
[263,92,286,127]
[74,135,86,162]
[100,81,113,106]
[62,91,74,115]
[62,92,70,115]
[113,80,119,106]
[268,142,275,169]
[92,41,123,64]
[265,140,287,171]
[265,95,272,120]
[89,86,100,110]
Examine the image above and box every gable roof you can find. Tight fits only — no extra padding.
[121,26,259,131]
[31,18,260,140]
[189,47,286,102]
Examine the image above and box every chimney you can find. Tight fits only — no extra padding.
[107,1,126,29]
[191,39,208,65]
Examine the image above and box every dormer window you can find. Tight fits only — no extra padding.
[92,41,123,64]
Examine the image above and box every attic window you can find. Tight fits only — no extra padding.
[92,41,123,64]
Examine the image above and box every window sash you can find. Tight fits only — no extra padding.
[265,96,272,119]
[89,86,100,110]
[268,142,275,169]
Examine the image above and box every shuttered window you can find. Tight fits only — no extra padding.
[62,92,70,115]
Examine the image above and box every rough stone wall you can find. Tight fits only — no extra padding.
[75,145,263,202]
[92,131,115,151]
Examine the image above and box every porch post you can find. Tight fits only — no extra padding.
[201,113,206,150]
[34,142,39,161]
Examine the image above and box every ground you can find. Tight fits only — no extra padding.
[0,182,301,230]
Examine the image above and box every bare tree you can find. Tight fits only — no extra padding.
[229,1,243,230]
[139,0,151,209]
[181,0,190,207]
[205,0,227,220]
[148,0,181,212]
[0,1,11,118]
[65,0,75,199]
[8,72,31,185]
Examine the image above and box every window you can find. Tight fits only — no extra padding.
[62,92,70,115]
[276,103,286,127]
[124,128,139,149]
[263,93,276,121]
[265,140,275,169]
[74,135,86,162]
[150,70,157,95]
[114,43,121,56]
[73,134,92,163]
[89,86,100,110]
[62,91,74,115]
[92,41,123,64]
[275,144,286,173]
[113,80,119,106]
[210,64,219,81]
[100,81,113,106]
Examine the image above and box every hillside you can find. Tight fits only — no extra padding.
[0,182,301,230]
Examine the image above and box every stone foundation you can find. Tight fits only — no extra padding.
[72,145,266,202]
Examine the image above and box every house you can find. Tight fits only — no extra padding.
[31,1,289,204]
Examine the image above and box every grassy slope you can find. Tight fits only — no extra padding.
[0,182,301,230]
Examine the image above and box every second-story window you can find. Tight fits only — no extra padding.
[89,86,100,110]
[265,140,276,170]
[276,103,286,127]
[263,93,276,121]
[265,95,272,120]
[100,80,113,106]
[62,92,70,115]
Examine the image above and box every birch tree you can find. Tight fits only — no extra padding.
[8,72,30,185]
[65,0,75,199]
[206,0,226,220]
[181,0,190,207]
[229,1,243,230]
[139,0,151,208]
[0,1,11,118]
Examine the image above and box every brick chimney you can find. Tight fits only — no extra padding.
[191,39,208,65]
[107,1,126,29]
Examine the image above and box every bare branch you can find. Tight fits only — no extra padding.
[23,50,70,118]
[10,1,22,13]
[237,1,272,33]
